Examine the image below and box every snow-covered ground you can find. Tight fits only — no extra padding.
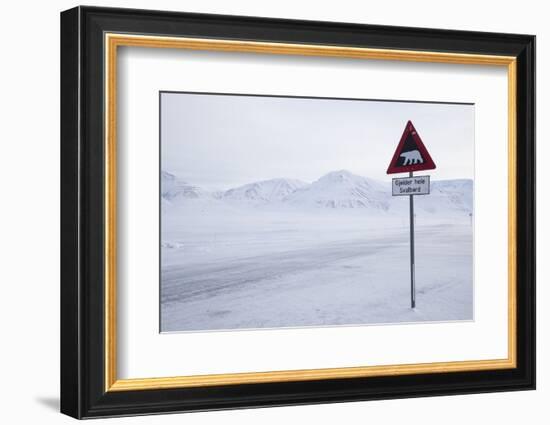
[160,170,473,332]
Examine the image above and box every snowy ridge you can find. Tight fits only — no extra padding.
[161,169,472,215]
[416,179,473,214]
[285,170,390,210]
[161,171,210,201]
[224,178,307,203]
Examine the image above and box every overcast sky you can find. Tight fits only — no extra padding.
[161,92,474,190]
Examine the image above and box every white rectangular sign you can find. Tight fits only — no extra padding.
[392,175,430,196]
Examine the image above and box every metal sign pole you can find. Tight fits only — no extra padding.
[409,171,416,309]
[387,121,435,309]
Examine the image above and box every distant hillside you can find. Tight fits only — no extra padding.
[224,178,307,203]
[161,170,473,216]
[284,170,390,210]
[161,171,209,201]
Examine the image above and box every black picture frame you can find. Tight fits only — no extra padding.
[61,5,535,419]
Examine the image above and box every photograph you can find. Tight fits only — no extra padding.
[160,92,474,333]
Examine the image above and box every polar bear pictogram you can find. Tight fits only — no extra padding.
[399,149,423,165]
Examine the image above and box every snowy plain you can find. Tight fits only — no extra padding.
[160,170,473,332]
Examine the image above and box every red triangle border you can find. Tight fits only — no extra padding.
[386,120,436,174]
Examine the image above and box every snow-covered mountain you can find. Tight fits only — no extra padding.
[284,170,390,210]
[223,178,307,203]
[161,170,473,216]
[161,171,209,201]
[416,179,473,214]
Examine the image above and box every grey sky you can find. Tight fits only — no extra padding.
[161,92,474,190]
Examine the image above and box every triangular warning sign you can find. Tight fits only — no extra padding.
[386,121,436,174]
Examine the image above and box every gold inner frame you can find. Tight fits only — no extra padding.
[104,33,517,392]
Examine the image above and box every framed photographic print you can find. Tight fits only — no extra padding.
[60,6,535,419]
